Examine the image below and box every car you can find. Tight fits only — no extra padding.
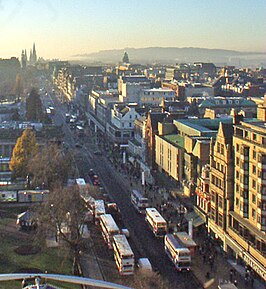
[75,143,82,148]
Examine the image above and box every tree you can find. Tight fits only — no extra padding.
[122,51,129,63]
[13,73,23,98]
[39,185,88,275]
[9,129,38,178]
[26,88,44,121]
[28,143,72,189]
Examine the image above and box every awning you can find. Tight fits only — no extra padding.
[185,211,205,228]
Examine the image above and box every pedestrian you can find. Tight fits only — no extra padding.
[245,273,249,286]
[229,269,233,282]
[250,277,254,288]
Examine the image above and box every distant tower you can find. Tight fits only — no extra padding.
[21,49,27,69]
[29,49,33,64]
[122,51,129,63]
[32,43,37,63]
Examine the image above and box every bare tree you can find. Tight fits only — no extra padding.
[28,143,72,189]
[39,185,88,275]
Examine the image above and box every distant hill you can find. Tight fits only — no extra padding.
[73,47,266,66]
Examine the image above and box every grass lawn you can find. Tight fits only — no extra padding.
[0,215,80,289]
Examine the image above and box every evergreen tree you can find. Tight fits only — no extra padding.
[9,129,38,178]
[122,51,129,63]
[13,73,23,98]
[26,88,44,121]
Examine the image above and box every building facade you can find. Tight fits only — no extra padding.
[226,121,266,280]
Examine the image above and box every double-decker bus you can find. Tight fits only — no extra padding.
[164,234,191,271]
[112,234,134,275]
[131,189,149,214]
[100,214,120,249]
[94,200,105,223]
[145,208,167,237]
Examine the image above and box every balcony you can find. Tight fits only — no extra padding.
[240,154,249,161]
[240,168,249,175]
[239,182,248,190]
[258,162,266,170]
[258,178,266,186]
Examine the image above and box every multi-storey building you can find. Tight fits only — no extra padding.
[139,88,175,106]
[195,164,210,223]
[208,122,234,245]
[199,96,257,118]
[227,120,266,280]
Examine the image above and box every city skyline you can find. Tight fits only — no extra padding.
[0,0,266,60]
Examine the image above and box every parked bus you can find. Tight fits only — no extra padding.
[145,208,167,237]
[164,234,191,271]
[100,214,120,249]
[94,200,106,223]
[112,234,134,275]
[131,189,149,214]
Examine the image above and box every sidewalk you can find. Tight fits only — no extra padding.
[80,237,104,281]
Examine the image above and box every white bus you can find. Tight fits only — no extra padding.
[100,214,120,249]
[164,234,191,271]
[112,234,134,275]
[131,189,149,214]
[145,208,167,237]
[94,200,106,223]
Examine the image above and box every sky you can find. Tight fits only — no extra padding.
[0,0,265,60]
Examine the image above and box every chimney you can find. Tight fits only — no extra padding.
[233,113,244,125]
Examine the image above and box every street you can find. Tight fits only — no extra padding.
[42,86,201,289]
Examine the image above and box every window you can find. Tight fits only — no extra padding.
[236,157,240,166]
[252,165,256,175]
[252,180,256,190]
[235,198,239,207]
[236,144,239,152]
[236,171,239,179]
[252,194,256,204]
[220,144,224,155]
[218,196,223,209]
[218,213,223,227]
[253,150,257,160]
[211,191,215,202]
[217,143,220,153]
[252,209,256,220]
[252,133,257,141]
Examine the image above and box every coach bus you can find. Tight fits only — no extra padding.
[100,214,120,249]
[164,233,191,271]
[112,234,134,275]
[131,189,149,214]
[145,208,167,237]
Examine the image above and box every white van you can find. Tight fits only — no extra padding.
[138,258,153,275]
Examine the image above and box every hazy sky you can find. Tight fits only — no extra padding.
[1,0,265,60]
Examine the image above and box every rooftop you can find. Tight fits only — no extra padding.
[163,134,184,148]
